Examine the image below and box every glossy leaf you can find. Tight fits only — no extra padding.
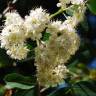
[88,0,96,15]
[47,80,96,96]
[5,82,34,89]
[13,89,35,96]
[4,73,36,89]
[73,80,96,96]
[13,85,39,96]
[48,88,69,96]
[47,83,73,96]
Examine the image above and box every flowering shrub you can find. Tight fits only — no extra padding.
[0,0,96,96]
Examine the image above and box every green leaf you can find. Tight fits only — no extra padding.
[73,80,96,96]
[42,32,51,41]
[66,5,79,16]
[5,82,34,89]
[87,0,96,15]
[47,80,96,96]
[13,85,39,96]
[79,80,96,94]
[26,40,36,60]
[4,73,36,89]
[48,88,68,96]
[0,48,13,68]
[13,89,35,96]
[0,85,6,96]
[26,40,37,50]
[47,85,73,96]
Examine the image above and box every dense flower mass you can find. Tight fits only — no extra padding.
[24,7,50,40]
[6,43,29,60]
[58,0,84,8]
[0,12,28,60]
[5,12,24,26]
[1,25,26,48]
[0,7,49,60]
[35,43,70,87]
[71,0,84,5]
[35,18,80,86]
[36,64,69,87]
[0,1,86,87]
[57,0,71,8]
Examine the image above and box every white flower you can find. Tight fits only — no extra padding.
[6,43,29,60]
[24,7,50,40]
[5,11,24,26]
[73,4,86,23]
[0,25,26,49]
[57,3,62,7]
[46,19,80,61]
[47,20,62,34]
[37,64,69,87]
[47,17,78,34]
[60,16,77,32]
[35,22,80,86]
[53,65,69,79]
[58,0,71,8]
[0,23,28,60]
[71,0,84,5]
[58,0,84,8]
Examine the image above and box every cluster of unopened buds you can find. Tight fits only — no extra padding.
[0,0,86,87]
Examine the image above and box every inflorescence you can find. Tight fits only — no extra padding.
[0,0,86,87]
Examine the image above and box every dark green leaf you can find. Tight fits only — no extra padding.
[48,88,69,96]
[73,80,96,96]
[26,40,37,50]
[47,84,73,96]
[13,89,35,96]
[4,73,36,89]
[48,80,96,96]
[87,0,96,15]
[0,86,6,96]
[13,85,39,96]
[0,48,13,68]
[26,40,36,60]
[42,32,51,41]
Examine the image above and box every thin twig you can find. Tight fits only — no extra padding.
[0,0,17,19]
[37,83,41,96]
[50,5,74,19]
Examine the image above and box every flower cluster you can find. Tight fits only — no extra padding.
[0,8,49,60]
[0,0,86,87]
[0,12,28,60]
[71,0,84,5]
[36,64,69,87]
[58,0,84,8]
[24,7,50,40]
[35,17,80,86]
